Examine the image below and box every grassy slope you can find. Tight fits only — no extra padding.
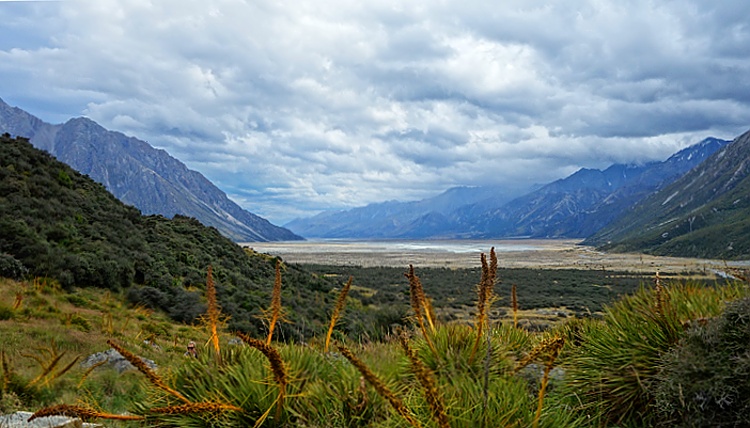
[1,269,748,427]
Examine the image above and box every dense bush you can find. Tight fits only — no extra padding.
[0,253,27,280]
[0,134,339,337]
[655,297,750,427]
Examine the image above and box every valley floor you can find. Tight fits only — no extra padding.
[246,238,746,274]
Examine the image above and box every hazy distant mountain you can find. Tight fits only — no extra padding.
[0,97,301,242]
[286,137,728,240]
[584,129,750,259]
[469,137,730,238]
[284,185,524,239]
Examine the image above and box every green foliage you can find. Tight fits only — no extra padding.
[0,253,28,280]
[0,135,336,336]
[561,281,748,426]
[655,297,750,427]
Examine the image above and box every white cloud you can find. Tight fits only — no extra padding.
[1,0,749,224]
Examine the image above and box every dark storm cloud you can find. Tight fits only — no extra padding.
[1,0,749,224]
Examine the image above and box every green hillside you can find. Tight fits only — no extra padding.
[585,129,750,259]
[0,133,333,336]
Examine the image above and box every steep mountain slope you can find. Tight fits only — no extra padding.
[0,133,330,334]
[286,137,728,240]
[585,129,750,259]
[470,138,729,238]
[0,97,301,242]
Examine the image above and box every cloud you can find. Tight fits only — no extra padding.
[1,0,749,224]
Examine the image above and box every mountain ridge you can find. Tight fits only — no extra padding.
[584,129,750,259]
[0,97,301,242]
[286,137,729,240]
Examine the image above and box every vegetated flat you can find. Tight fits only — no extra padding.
[245,238,744,274]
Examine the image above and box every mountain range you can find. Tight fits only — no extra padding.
[285,137,730,240]
[0,98,301,242]
[585,129,750,259]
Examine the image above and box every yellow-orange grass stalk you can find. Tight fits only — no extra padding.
[398,332,449,428]
[28,404,144,422]
[206,265,221,363]
[107,339,190,404]
[511,283,519,328]
[266,260,283,345]
[654,271,668,317]
[25,352,65,387]
[405,265,437,356]
[1,350,10,390]
[78,360,107,388]
[406,266,435,332]
[41,355,80,387]
[236,332,287,422]
[12,292,22,310]
[150,401,243,415]
[337,344,422,428]
[325,276,353,353]
[469,248,497,363]
[529,336,565,428]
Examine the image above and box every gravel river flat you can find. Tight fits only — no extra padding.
[243,239,745,274]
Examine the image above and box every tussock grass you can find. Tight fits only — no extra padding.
[4,251,750,427]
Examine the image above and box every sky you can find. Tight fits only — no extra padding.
[1,0,749,225]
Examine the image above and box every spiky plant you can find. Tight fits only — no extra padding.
[264,260,284,345]
[107,339,190,404]
[28,404,145,422]
[398,331,449,428]
[470,248,498,363]
[236,332,288,423]
[325,276,353,353]
[338,344,422,428]
[511,283,519,328]
[405,265,437,356]
[562,281,748,426]
[205,265,222,362]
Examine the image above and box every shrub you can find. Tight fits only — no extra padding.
[655,297,750,427]
[562,282,748,426]
[0,253,28,280]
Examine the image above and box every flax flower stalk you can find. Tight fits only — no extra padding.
[150,401,243,415]
[325,276,353,353]
[470,248,498,363]
[236,332,287,422]
[107,339,190,404]
[511,283,519,328]
[206,265,221,362]
[337,344,421,428]
[28,404,144,422]
[398,332,449,428]
[406,265,437,355]
[266,260,283,345]
[654,271,667,317]
[532,336,565,428]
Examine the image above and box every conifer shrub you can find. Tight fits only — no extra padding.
[655,297,750,427]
